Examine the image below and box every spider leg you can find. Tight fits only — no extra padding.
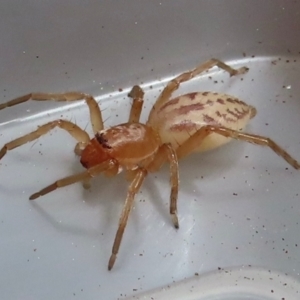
[0,92,104,133]
[127,85,144,123]
[147,143,179,228]
[29,159,117,200]
[176,125,300,170]
[108,168,147,270]
[148,59,248,121]
[0,119,90,161]
[176,128,211,160]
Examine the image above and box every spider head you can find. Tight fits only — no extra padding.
[80,138,111,169]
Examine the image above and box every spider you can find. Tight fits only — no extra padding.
[0,59,299,270]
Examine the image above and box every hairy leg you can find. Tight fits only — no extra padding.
[176,125,300,169]
[0,92,104,134]
[30,159,117,200]
[148,58,248,121]
[0,119,90,161]
[108,168,147,270]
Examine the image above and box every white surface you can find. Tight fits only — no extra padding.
[1,1,300,300]
[124,266,300,300]
[1,58,300,300]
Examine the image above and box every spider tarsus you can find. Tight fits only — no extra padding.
[29,183,57,200]
[29,193,40,200]
[0,146,7,160]
[291,160,300,170]
[250,106,257,119]
[128,85,144,99]
[172,214,179,229]
[229,66,249,77]
[239,66,249,74]
[108,254,116,271]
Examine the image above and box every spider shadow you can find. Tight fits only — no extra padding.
[26,158,129,239]
[81,140,247,226]
[140,141,247,224]
[29,201,102,239]
[27,169,143,268]
[23,140,247,271]
[177,141,247,193]
[29,141,246,242]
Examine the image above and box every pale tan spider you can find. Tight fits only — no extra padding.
[0,59,299,270]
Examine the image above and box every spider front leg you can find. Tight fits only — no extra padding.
[0,92,104,134]
[108,143,179,270]
[108,168,147,270]
[0,120,90,161]
[148,58,248,121]
[176,125,300,170]
[29,159,117,200]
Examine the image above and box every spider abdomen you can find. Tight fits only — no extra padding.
[80,123,161,169]
[148,91,257,152]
